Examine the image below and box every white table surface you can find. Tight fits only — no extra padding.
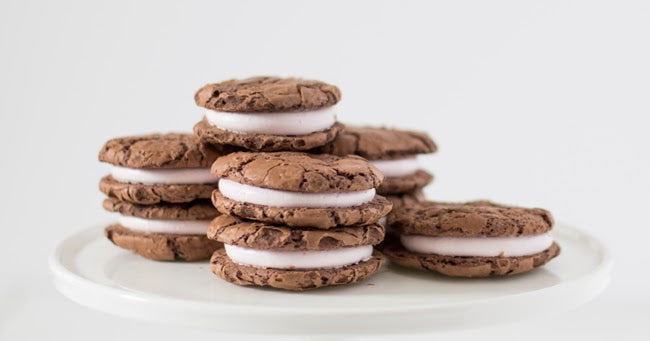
[1,0,649,339]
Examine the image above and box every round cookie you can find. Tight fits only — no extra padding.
[195,76,341,113]
[317,126,437,194]
[318,126,437,160]
[99,133,226,169]
[194,76,343,152]
[99,175,215,205]
[210,152,392,228]
[208,215,385,251]
[210,249,385,291]
[378,170,433,195]
[102,198,219,220]
[384,201,559,277]
[212,152,383,192]
[99,133,228,204]
[105,224,222,261]
[194,119,343,152]
[389,200,554,237]
[383,241,560,277]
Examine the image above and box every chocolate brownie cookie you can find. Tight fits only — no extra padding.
[194,76,343,151]
[317,126,437,195]
[102,199,220,261]
[384,201,559,277]
[210,249,385,291]
[208,215,385,251]
[195,76,341,113]
[211,152,392,228]
[102,198,218,220]
[105,224,222,261]
[99,133,228,204]
[207,215,386,291]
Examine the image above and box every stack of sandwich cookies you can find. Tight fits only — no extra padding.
[208,215,385,291]
[99,133,224,261]
[207,151,392,290]
[384,201,560,277]
[319,126,436,209]
[194,76,343,151]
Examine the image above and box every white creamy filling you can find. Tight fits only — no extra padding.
[205,107,336,135]
[111,166,217,185]
[118,215,210,235]
[400,232,554,257]
[370,157,419,178]
[218,178,375,208]
[224,244,373,269]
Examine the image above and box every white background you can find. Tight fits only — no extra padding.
[1,0,649,339]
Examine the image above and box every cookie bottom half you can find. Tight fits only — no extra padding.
[383,241,560,277]
[194,118,343,152]
[212,191,392,229]
[210,249,386,291]
[100,175,216,205]
[104,224,222,261]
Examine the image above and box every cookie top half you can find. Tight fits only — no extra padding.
[211,152,383,192]
[388,201,553,237]
[99,133,228,169]
[208,215,384,251]
[320,126,437,160]
[195,76,341,113]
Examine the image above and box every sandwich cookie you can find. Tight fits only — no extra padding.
[383,201,560,277]
[211,152,393,229]
[99,133,227,204]
[207,215,386,291]
[194,76,343,151]
[103,198,221,261]
[318,126,437,195]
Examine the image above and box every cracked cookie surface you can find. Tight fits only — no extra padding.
[103,197,219,220]
[208,215,385,250]
[317,126,436,160]
[99,133,229,169]
[383,241,560,277]
[210,249,385,291]
[378,170,433,195]
[212,191,392,229]
[99,175,216,204]
[105,224,222,261]
[195,76,341,113]
[388,201,554,237]
[211,151,383,192]
[194,119,342,152]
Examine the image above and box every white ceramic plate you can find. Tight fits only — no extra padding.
[49,223,612,335]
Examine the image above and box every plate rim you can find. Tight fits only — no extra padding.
[49,222,613,317]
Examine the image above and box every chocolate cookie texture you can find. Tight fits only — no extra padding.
[99,175,215,205]
[378,170,433,195]
[105,224,222,261]
[210,249,385,291]
[319,126,437,160]
[103,198,219,220]
[212,152,383,192]
[208,215,385,250]
[99,133,225,169]
[212,191,391,229]
[195,76,341,113]
[388,201,553,237]
[383,242,560,277]
[194,119,343,152]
